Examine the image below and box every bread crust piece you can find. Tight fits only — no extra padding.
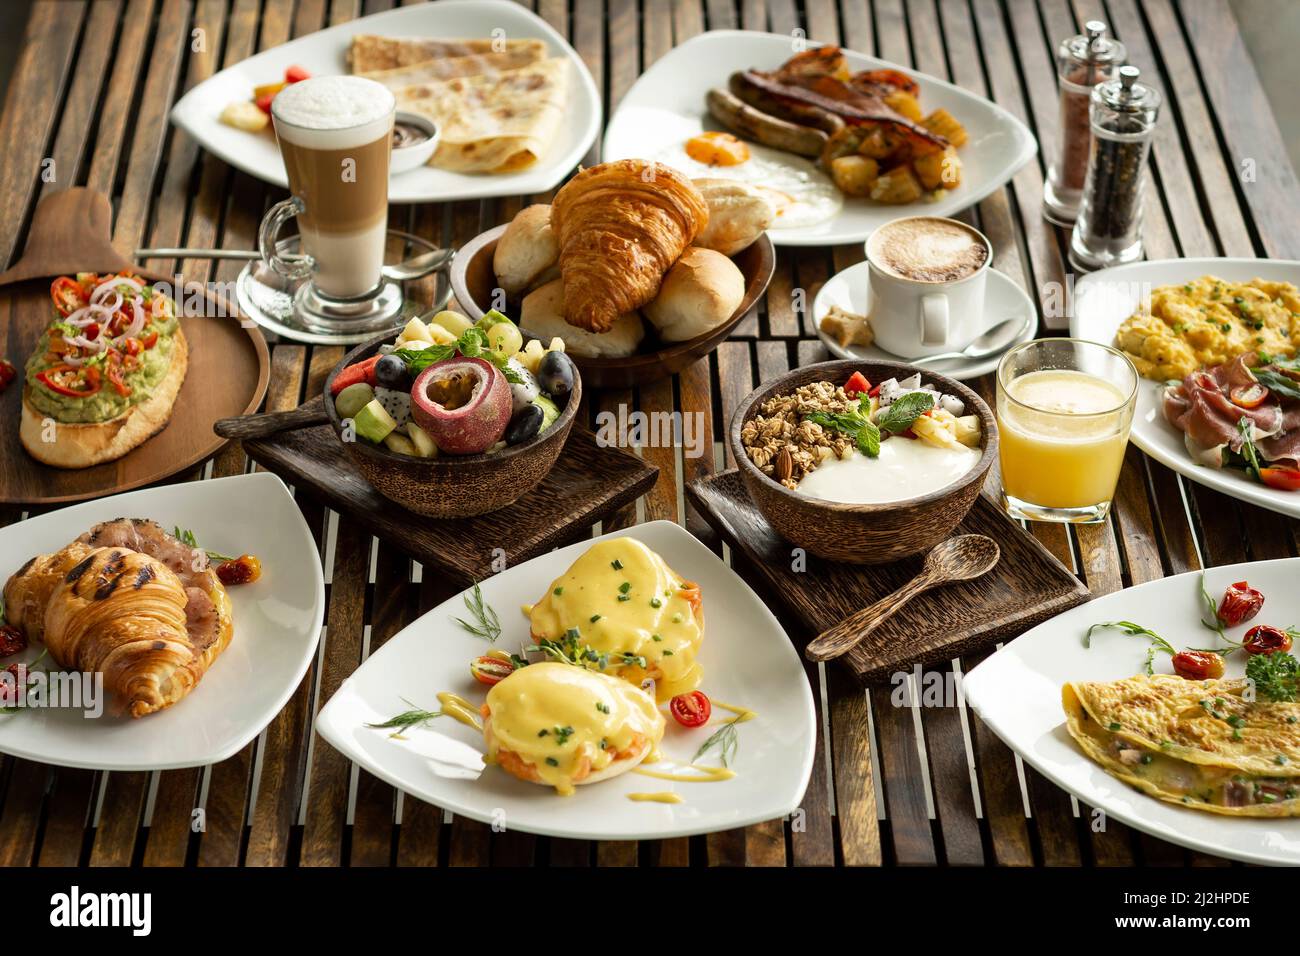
[19,326,189,469]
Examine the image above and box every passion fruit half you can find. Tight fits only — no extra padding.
[410,356,512,455]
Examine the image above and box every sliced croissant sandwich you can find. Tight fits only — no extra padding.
[3,519,233,718]
[549,159,709,333]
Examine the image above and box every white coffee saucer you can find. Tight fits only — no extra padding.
[813,261,1038,381]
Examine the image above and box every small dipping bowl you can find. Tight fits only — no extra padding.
[389,112,440,175]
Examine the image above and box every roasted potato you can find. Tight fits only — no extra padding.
[913,146,962,190]
[870,166,923,204]
[922,108,967,148]
[884,90,923,122]
[829,155,879,197]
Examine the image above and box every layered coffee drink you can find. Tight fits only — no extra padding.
[271,76,396,300]
[868,217,989,283]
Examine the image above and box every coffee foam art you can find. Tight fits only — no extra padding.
[871,217,989,284]
[272,75,395,150]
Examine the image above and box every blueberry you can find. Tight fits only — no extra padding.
[505,403,545,445]
[374,354,412,390]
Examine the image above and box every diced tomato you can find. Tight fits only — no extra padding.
[329,355,382,395]
[1217,581,1264,627]
[140,330,159,350]
[1229,383,1269,408]
[1172,650,1225,680]
[1243,625,1293,656]
[669,691,712,728]
[105,357,132,397]
[844,371,871,396]
[284,64,312,84]
[50,276,86,315]
[470,655,515,686]
[255,92,276,115]
[121,337,143,357]
[1260,466,1300,492]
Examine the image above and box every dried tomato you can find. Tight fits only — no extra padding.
[1217,581,1264,627]
[0,625,25,657]
[1243,625,1293,656]
[216,555,262,586]
[1172,650,1225,681]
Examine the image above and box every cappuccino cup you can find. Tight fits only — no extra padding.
[864,216,995,358]
[262,76,396,304]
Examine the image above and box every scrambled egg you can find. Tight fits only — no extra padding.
[1114,275,1300,381]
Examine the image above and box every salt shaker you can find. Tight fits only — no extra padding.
[1069,65,1161,272]
[1043,21,1126,226]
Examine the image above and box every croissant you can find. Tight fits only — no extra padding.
[3,520,234,718]
[549,159,709,332]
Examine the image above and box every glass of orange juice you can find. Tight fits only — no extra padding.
[996,338,1138,523]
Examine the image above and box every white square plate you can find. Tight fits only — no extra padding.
[170,0,601,203]
[602,30,1037,246]
[964,559,1300,866]
[315,520,817,841]
[1070,257,1300,520]
[0,473,325,770]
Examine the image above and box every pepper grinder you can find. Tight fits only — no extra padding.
[1043,20,1126,226]
[1069,65,1161,272]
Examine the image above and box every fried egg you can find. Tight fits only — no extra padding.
[661,136,843,230]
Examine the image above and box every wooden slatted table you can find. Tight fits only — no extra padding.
[0,0,1295,869]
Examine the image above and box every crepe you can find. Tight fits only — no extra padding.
[347,35,547,73]
[1063,674,1300,817]
[357,47,550,90]
[392,57,570,173]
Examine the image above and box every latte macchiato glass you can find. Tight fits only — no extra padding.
[864,216,994,359]
[262,76,396,303]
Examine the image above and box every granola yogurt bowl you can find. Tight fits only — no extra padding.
[729,359,998,564]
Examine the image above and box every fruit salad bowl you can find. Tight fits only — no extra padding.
[324,332,583,519]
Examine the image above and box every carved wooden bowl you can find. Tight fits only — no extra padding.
[324,334,582,519]
[729,359,998,564]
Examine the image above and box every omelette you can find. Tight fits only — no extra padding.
[1114,275,1300,381]
[1063,674,1300,816]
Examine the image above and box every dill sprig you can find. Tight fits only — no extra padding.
[366,696,446,736]
[694,720,740,767]
[172,526,237,564]
[453,581,501,643]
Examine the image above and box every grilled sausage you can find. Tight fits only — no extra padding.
[728,72,846,135]
[705,87,827,158]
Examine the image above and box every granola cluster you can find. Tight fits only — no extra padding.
[740,381,858,489]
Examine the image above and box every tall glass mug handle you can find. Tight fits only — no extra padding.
[258,196,314,280]
[920,293,948,346]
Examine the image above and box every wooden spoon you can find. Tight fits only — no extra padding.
[0,188,170,287]
[215,397,329,441]
[804,534,1001,663]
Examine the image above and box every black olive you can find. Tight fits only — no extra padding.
[505,403,545,445]
[374,354,412,390]
[537,351,575,404]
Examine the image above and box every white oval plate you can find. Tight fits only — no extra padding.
[964,559,1300,866]
[170,0,601,203]
[315,520,817,841]
[813,260,1038,380]
[0,473,325,770]
[602,30,1037,247]
[1070,257,1300,520]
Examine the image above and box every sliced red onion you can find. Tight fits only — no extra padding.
[92,275,143,302]
[64,301,113,329]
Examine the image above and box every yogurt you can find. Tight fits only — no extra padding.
[796,437,980,505]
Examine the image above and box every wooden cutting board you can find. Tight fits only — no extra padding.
[686,470,1091,683]
[0,189,269,504]
[240,422,659,585]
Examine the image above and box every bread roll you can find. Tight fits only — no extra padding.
[520,279,645,358]
[643,248,745,343]
[494,204,559,296]
[691,179,775,256]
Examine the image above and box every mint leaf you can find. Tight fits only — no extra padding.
[857,419,880,457]
[395,345,455,372]
[878,391,935,434]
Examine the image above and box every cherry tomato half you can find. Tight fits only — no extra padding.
[1172,650,1226,680]
[1217,581,1264,627]
[284,64,312,84]
[844,371,871,396]
[470,655,515,686]
[1243,624,1293,656]
[1229,382,1269,409]
[1260,466,1300,492]
[670,691,712,727]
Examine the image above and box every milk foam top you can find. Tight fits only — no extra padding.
[870,217,989,283]
[271,76,395,150]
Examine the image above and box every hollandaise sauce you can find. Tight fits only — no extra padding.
[483,663,666,796]
[632,765,736,783]
[712,701,757,725]
[628,792,684,804]
[436,692,483,731]
[528,538,705,702]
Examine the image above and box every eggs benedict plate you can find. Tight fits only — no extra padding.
[313,520,816,841]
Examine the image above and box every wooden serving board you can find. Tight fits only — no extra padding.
[241,423,659,584]
[686,470,1091,683]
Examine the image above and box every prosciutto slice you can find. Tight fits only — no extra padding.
[1163,353,1300,466]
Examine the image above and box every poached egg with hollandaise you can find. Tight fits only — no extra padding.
[482,662,665,795]
[528,538,704,701]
